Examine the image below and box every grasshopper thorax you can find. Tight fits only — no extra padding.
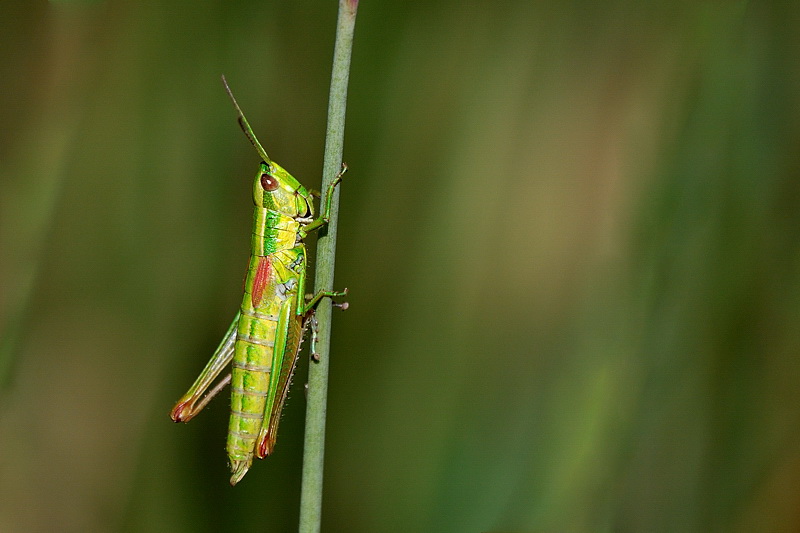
[254,161,314,219]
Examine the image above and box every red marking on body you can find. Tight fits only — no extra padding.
[170,401,191,422]
[251,256,271,308]
[257,433,273,458]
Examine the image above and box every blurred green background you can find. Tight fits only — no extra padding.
[2,1,799,531]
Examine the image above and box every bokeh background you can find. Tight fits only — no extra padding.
[2,1,799,531]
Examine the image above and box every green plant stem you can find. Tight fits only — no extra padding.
[299,1,358,531]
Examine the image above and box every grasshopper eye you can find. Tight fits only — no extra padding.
[260,173,279,191]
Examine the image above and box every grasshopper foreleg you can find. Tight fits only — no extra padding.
[300,163,347,236]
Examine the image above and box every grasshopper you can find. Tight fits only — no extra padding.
[171,76,346,486]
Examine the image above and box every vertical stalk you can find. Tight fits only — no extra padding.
[299,1,358,532]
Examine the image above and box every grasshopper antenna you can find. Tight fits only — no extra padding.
[221,74,271,164]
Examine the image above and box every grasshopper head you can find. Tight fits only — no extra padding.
[222,76,315,220]
[253,161,314,218]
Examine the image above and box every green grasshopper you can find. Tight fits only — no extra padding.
[171,76,346,486]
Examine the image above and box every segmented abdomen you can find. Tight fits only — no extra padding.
[226,247,305,468]
[226,302,278,463]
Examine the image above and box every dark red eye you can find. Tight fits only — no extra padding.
[260,173,279,191]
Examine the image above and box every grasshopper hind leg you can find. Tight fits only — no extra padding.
[170,313,239,422]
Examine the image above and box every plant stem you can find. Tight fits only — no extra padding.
[299,1,358,532]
